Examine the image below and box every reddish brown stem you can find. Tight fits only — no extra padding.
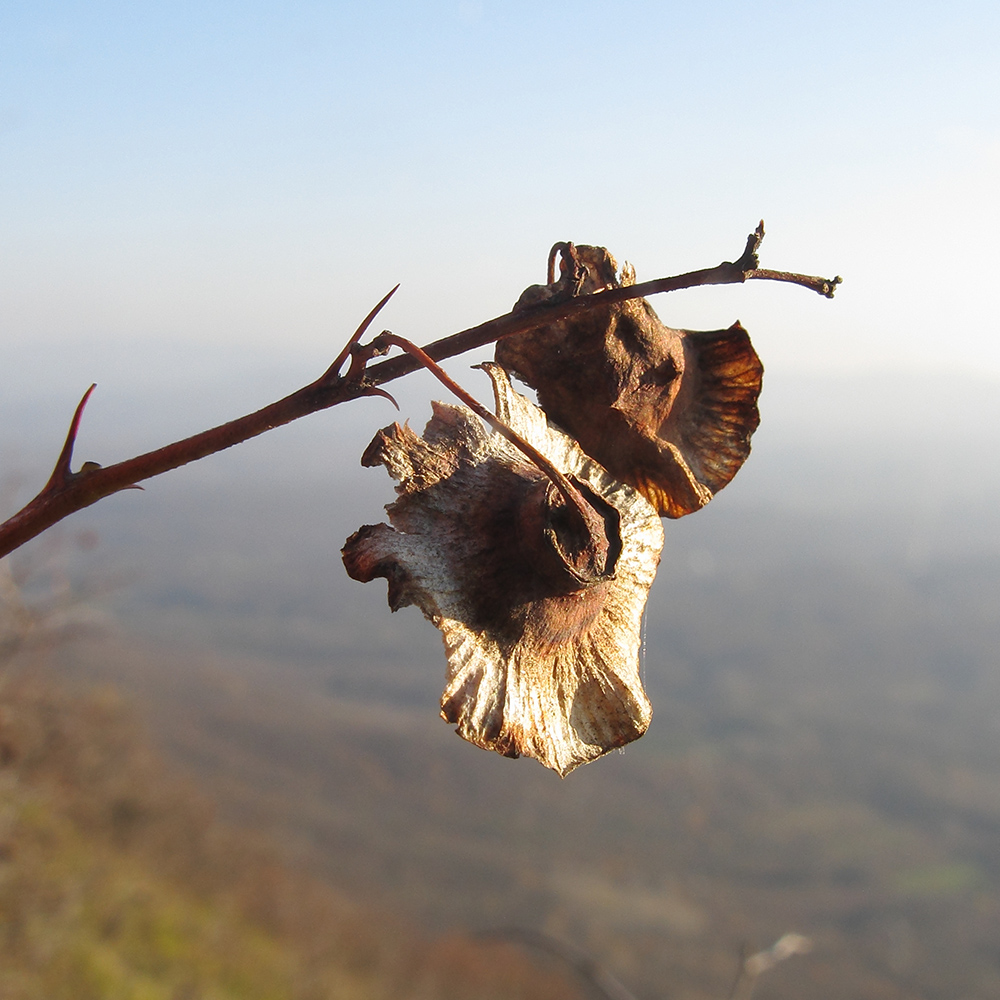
[372,333,589,520]
[0,224,839,559]
[364,223,839,385]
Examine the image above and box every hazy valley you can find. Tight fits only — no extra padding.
[4,369,1000,999]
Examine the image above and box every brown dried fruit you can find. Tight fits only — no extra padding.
[342,364,664,776]
[496,244,764,518]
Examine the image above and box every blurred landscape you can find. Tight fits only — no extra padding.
[3,367,1000,999]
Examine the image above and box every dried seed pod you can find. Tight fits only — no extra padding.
[342,364,664,776]
[496,244,764,518]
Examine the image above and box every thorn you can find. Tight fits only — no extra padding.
[322,284,400,382]
[45,384,97,492]
[361,387,399,409]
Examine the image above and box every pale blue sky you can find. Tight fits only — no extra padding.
[2,0,999,448]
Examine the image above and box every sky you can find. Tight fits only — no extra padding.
[2,0,1000,468]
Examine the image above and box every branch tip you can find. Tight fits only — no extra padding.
[733,222,765,273]
[746,268,843,297]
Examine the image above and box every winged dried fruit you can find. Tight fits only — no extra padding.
[496,244,764,518]
[342,364,664,776]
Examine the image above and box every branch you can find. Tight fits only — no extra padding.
[0,223,839,558]
[363,221,840,386]
[478,928,639,1000]
[371,333,602,540]
[728,933,813,1000]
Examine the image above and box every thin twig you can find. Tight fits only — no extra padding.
[728,945,756,1000]
[478,928,639,1000]
[728,933,813,1000]
[362,222,839,386]
[371,333,589,520]
[0,224,839,558]
[370,334,614,582]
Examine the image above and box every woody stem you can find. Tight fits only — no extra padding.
[370,333,594,520]
[0,222,839,558]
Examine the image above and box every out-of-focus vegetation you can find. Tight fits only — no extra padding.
[0,648,582,998]
[3,372,999,999]
[46,597,1000,1000]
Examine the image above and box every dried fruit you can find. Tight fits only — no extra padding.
[496,244,764,518]
[342,364,664,776]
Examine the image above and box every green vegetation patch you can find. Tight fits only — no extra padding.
[1,785,299,1000]
[892,862,983,897]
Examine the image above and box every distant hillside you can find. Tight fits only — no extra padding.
[4,370,1000,999]
[0,650,584,1000]
[46,603,1000,1000]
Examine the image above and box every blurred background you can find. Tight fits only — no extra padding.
[2,2,999,997]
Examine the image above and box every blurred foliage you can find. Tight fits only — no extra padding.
[4,375,1000,999]
[0,663,582,1000]
[33,502,1000,1000]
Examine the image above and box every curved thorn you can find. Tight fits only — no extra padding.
[360,386,399,410]
[46,384,97,491]
[322,284,400,382]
